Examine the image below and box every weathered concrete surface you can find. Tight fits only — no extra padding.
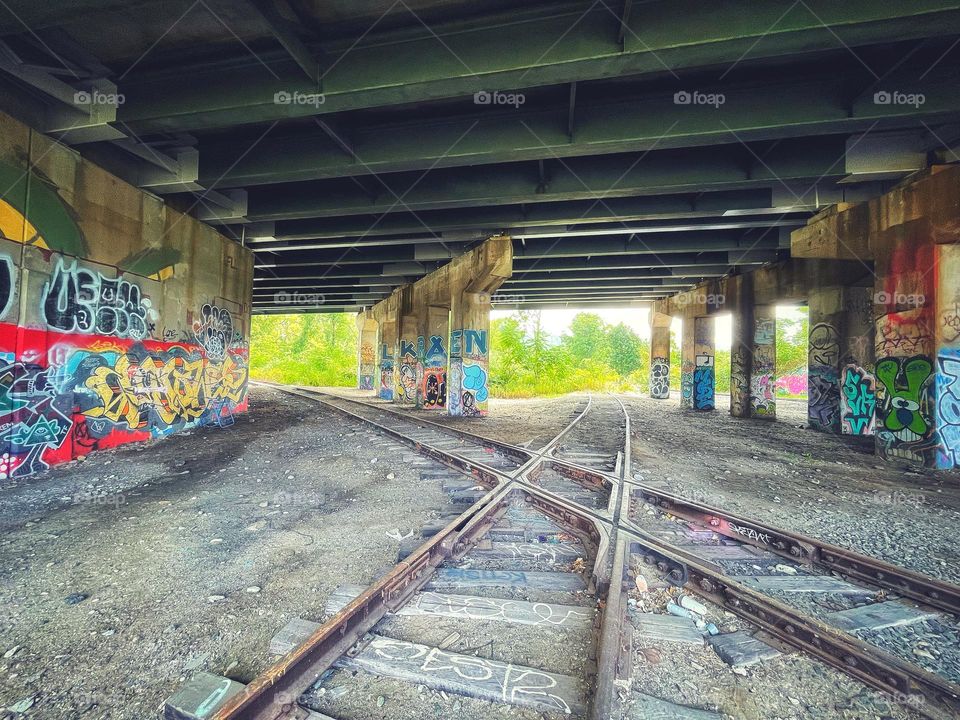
[0,109,253,478]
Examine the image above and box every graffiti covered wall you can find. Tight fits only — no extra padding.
[751,310,776,418]
[0,111,252,478]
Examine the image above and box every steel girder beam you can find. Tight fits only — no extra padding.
[254,305,366,314]
[196,66,960,188]
[253,263,424,280]
[501,267,732,282]
[108,1,960,134]
[242,137,848,221]
[254,242,468,266]
[231,189,779,240]
[511,250,779,274]
[251,230,779,268]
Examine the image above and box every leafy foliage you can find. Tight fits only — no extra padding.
[250,313,358,386]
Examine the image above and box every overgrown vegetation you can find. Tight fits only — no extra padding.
[250,313,358,386]
[249,310,809,398]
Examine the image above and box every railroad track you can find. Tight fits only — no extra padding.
[163,387,960,720]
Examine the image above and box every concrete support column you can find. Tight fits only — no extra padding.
[649,311,671,399]
[680,318,695,409]
[751,305,777,419]
[418,305,449,410]
[449,291,491,417]
[356,312,378,392]
[937,242,960,469]
[808,288,843,433]
[378,313,397,401]
[873,225,938,465]
[839,286,877,436]
[693,316,716,411]
[395,314,418,405]
[730,277,754,418]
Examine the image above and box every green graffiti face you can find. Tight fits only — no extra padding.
[876,356,933,436]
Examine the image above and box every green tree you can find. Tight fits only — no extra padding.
[607,323,643,377]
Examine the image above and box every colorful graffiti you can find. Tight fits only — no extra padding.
[840,365,876,436]
[875,355,935,463]
[680,362,694,409]
[693,354,714,411]
[396,339,417,404]
[450,328,489,417]
[752,316,776,417]
[193,304,233,362]
[937,353,960,469]
[42,257,153,340]
[379,342,394,401]
[0,324,248,479]
[422,335,447,410]
[650,357,669,399]
[358,343,375,390]
[730,346,749,416]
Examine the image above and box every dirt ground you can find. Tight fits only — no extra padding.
[619,392,960,584]
[2,386,957,719]
[0,385,448,719]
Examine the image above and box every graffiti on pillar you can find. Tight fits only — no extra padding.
[808,366,840,432]
[808,323,840,366]
[422,335,447,409]
[650,357,670,399]
[693,354,714,410]
[754,319,774,346]
[459,362,488,417]
[450,328,489,417]
[752,317,776,417]
[679,359,694,409]
[942,301,960,345]
[840,365,876,436]
[42,257,153,340]
[730,347,748,416]
[359,343,375,390]
[193,304,233,362]
[396,339,417,404]
[937,353,960,469]
[0,254,14,321]
[875,355,935,463]
[379,342,394,401]
[876,312,931,358]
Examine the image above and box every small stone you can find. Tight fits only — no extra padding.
[210,538,223,545]
[245,586,261,594]
[3,645,21,659]
[377,695,385,707]
[101,629,115,637]
[635,576,648,593]
[208,595,227,603]
[386,473,395,480]
[65,593,88,605]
